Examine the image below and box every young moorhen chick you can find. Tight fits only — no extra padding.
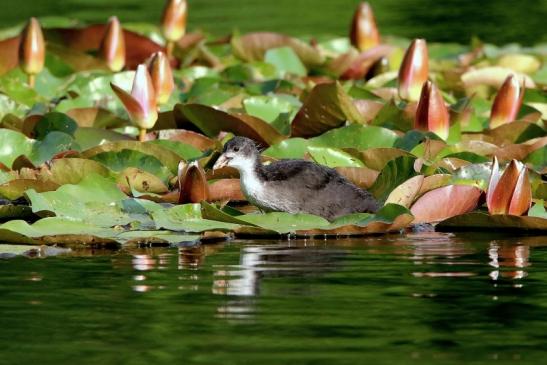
[213,136,380,220]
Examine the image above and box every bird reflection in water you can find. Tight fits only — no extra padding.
[212,241,346,320]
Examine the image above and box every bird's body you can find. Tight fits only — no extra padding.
[214,137,380,221]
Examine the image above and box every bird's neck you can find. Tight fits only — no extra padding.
[236,155,264,185]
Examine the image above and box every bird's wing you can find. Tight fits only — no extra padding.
[261,160,336,190]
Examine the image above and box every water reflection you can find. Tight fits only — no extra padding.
[117,233,546,297]
[212,242,346,297]
[489,242,530,280]
[4,232,547,363]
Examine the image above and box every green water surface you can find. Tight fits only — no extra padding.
[2,232,547,364]
[0,0,545,44]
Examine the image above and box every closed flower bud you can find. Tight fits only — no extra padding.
[398,39,429,101]
[415,80,450,140]
[489,74,524,129]
[147,51,175,105]
[161,0,187,42]
[350,2,380,51]
[486,157,532,216]
[19,17,45,76]
[99,16,126,72]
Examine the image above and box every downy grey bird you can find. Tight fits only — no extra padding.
[213,136,380,220]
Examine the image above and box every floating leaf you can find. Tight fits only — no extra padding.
[369,156,417,201]
[264,47,307,76]
[437,212,547,232]
[385,175,424,208]
[410,185,482,224]
[291,82,365,138]
[153,204,241,232]
[42,157,110,185]
[90,149,172,183]
[81,141,181,174]
[232,32,324,67]
[0,179,59,200]
[307,146,365,168]
[118,167,169,195]
[180,103,285,146]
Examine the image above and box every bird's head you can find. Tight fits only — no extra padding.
[213,136,260,171]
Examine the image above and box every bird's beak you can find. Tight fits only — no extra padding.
[213,154,231,170]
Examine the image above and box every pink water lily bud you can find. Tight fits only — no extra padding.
[486,157,532,216]
[415,80,450,140]
[19,17,45,76]
[99,16,126,72]
[350,2,380,51]
[161,0,187,42]
[111,64,158,132]
[147,51,175,105]
[489,74,524,129]
[398,39,429,101]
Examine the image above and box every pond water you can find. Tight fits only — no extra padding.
[1,0,545,45]
[2,232,547,364]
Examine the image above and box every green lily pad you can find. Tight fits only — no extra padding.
[264,124,399,159]
[148,140,203,161]
[370,156,418,202]
[90,149,172,183]
[81,141,182,174]
[307,146,365,168]
[153,204,242,233]
[264,46,307,77]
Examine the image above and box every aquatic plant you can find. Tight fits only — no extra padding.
[0,0,544,247]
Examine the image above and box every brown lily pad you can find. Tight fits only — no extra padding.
[291,82,365,138]
[179,103,285,146]
[437,212,547,232]
[231,32,324,67]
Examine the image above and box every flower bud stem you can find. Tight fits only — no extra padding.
[166,41,175,59]
[138,128,147,142]
[28,74,35,88]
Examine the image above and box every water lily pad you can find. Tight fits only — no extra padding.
[307,146,365,168]
[90,149,172,183]
[370,156,418,202]
[0,179,60,200]
[180,103,285,146]
[82,141,181,174]
[117,168,169,195]
[437,212,547,232]
[232,32,324,67]
[153,204,241,232]
[291,82,365,137]
[42,158,110,185]
[265,46,307,77]
[410,185,483,224]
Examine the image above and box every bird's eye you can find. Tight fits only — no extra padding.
[233,147,239,152]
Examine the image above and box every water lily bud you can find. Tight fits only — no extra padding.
[489,74,524,129]
[350,2,380,51]
[19,17,45,76]
[415,80,450,140]
[111,64,158,132]
[99,16,126,72]
[147,52,175,105]
[161,0,187,42]
[507,164,532,216]
[487,158,531,216]
[398,39,429,101]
